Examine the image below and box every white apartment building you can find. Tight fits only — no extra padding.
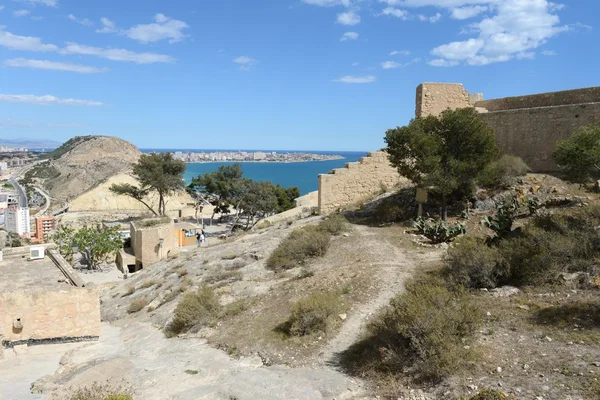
[0,162,8,171]
[5,206,31,237]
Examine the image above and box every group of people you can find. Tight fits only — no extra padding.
[196,230,207,245]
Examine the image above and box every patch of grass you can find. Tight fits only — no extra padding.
[224,299,252,317]
[135,216,171,228]
[229,259,246,270]
[205,270,243,285]
[373,197,410,224]
[318,214,349,236]
[221,253,237,260]
[64,381,133,400]
[266,225,330,271]
[164,286,222,337]
[127,297,148,314]
[140,279,161,289]
[339,276,481,383]
[121,286,136,297]
[533,301,600,330]
[256,220,272,229]
[445,236,507,289]
[296,267,314,280]
[184,369,199,375]
[277,291,341,337]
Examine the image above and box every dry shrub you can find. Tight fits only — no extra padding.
[65,381,132,400]
[446,236,507,289]
[121,286,135,297]
[164,286,221,337]
[205,270,243,285]
[470,390,515,400]
[280,291,341,337]
[318,214,349,235]
[339,277,481,383]
[374,197,409,223]
[266,225,330,271]
[127,297,148,314]
[478,154,530,188]
[140,279,161,289]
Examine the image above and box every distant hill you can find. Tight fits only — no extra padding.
[0,138,62,149]
[28,135,142,204]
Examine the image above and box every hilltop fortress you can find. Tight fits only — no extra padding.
[318,83,600,213]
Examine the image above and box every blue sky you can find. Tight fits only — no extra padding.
[0,0,596,151]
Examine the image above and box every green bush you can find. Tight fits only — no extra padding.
[318,214,349,235]
[470,390,513,400]
[165,286,221,337]
[374,198,409,223]
[340,277,481,383]
[414,217,466,243]
[266,226,330,271]
[446,237,507,289]
[127,297,148,314]
[478,154,530,188]
[553,124,600,184]
[65,382,133,400]
[283,291,341,337]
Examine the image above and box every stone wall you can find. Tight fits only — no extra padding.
[415,82,600,172]
[318,152,406,214]
[480,103,600,171]
[0,288,100,344]
[130,219,178,268]
[415,82,471,118]
[474,86,600,112]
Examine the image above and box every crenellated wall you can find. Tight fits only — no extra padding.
[318,151,406,214]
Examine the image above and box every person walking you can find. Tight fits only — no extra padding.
[196,231,201,245]
[200,230,206,245]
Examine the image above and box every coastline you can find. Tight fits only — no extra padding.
[184,156,345,164]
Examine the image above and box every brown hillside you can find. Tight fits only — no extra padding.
[40,135,141,204]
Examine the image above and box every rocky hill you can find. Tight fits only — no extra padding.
[30,136,141,205]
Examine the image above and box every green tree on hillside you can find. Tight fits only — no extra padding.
[553,125,600,184]
[110,152,186,216]
[53,226,123,269]
[385,108,498,220]
[189,164,244,222]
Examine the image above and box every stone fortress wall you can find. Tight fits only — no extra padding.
[318,151,407,214]
[417,83,600,172]
[0,288,100,344]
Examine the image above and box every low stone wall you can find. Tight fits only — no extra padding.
[318,152,406,214]
[0,288,100,344]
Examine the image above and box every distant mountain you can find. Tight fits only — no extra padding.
[0,138,62,149]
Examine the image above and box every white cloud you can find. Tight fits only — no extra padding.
[424,0,567,66]
[68,14,93,26]
[381,7,409,19]
[428,58,460,66]
[0,26,58,51]
[451,5,487,19]
[14,0,57,6]
[14,9,31,17]
[340,31,359,41]
[233,56,258,70]
[124,13,189,44]
[96,17,117,34]
[60,43,175,64]
[337,10,360,25]
[0,94,103,106]
[0,6,4,11]
[542,49,557,56]
[390,49,410,56]
[381,61,400,69]
[302,0,350,6]
[417,12,441,22]
[5,58,107,73]
[382,57,420,69]
[334,75,376,83]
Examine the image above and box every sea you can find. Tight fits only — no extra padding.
[140,149,367,195]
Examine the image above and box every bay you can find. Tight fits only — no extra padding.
[175,151,366,195]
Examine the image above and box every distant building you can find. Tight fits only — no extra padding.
[253,152,267,161]
[6,207,31,237]
[0,162,7,171]
[35,216,56,243]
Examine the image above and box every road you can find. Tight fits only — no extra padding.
[9,176,28,208]
[33,186,51,216]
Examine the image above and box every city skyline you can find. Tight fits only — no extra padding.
[0,1,597,151]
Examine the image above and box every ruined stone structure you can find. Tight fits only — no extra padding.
[318,151,406,214]
[129,218,179,270]
[416,83,600,171]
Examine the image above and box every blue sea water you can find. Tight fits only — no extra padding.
[140,149,366,195]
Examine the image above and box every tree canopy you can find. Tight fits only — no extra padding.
[385,107,498,219]
[53,225,123,269]
[553,125,600,184]
[110,152,186,216]
[189,163,300,228]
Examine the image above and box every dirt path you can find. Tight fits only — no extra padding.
[320,225,441,365]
